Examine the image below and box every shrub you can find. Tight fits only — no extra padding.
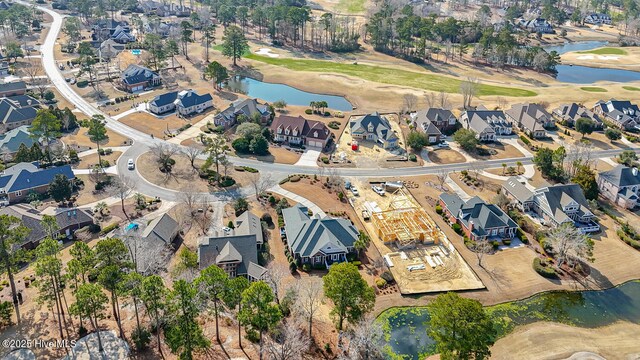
[328,121,341,129]
[99,223,119,235]
[302,263,311,272]
[261,213,273,225]
[0,301,12,326]
[242,166,259,173]
[305,109,312,115]
[351,260,362,267]
[290,175,301,182]
[375,278,387,288]
[435,205,443,214]
[324,111,331,116]
[76,80,89,88]
[409,154,417,162]
[516,228,528,243]
[520,135,531,146]
[380,271,394,282]
[452,223,462,234]
[232,138,251,153]
[131,327,152,351]
[219,176,236,187]
[503,239,511,246]
[289,261,297,273]
[491,241,500,249]
[321,156,329,164]
[533,258,558,278]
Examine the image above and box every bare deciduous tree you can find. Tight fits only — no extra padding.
[438,91,450,109]
[264,263,289,305]
[248,172,275,200]
[123,229,167,275]
[181,145,203,171]
[564,142,594,177]
[436,169,448,187]
[460,77,478,109]
[402,94,417,114]
[179,189,203,226]
[471,239,493,269]
[547,224,594,269]
[107,174,136,220]
[194,196,213,234]
[295,278,323,339]
[265,320,311,360]
[338,315,385,360]
[150,143,180,174]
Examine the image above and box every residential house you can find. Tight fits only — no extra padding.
[282,204,358,268]
[518,17,554,33]
[0,81,26,97]
[349,112,399,149]
[505,103,553,138]
[0,1,11,10]
[0,95,41,133]
[0,162,76,205]
[503,181,600,233]
[0,126,36,156]
[142,213,179,244]
[139,0,190,17]
[143,20,178,37]
[411,108,457,143]
[120,64,161,92]
[584,13,612,25]
[92,19,134,43]
[593,99,639,129]
[439,193,518,241]
[198,211,267,281]
[502,176,535,212]
[411,108,457,133]
[553,103,603,128]
[598,165,640,209]
[98,39,126,60]
[0,204,94,249]
[214,98,271,128]
[149,90,213,116]
[270,115,331,149]
[460,109,511,141]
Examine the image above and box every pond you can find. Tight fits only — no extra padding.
[224,76,354,111]
[554,65,640,84]
[378,280,640,359]
[542,41,609,55]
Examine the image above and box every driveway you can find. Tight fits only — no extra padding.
[294,149,320,167]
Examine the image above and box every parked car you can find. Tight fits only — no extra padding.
[127,159,135,170]
[372,185,385,196]
[437,142,449,148]
[362,209,371,220]
[351,186,359,196]
[345,181,352,189]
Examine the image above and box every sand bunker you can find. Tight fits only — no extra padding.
[576,55,620,61]
[255,48,280,58]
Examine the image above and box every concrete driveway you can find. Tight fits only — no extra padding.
[294,149,320,167]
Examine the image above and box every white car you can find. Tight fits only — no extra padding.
[437,142,449,148]
[127,159,135,170]
[372,185,385,196]
[351,186,359,196]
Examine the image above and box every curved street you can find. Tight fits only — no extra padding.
[29,1,640,202]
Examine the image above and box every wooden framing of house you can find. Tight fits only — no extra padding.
[371,190,442,247]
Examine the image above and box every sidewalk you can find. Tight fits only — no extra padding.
[269,184,327,217]
[73,166,118,175]
[444,176,471,201]
[77,146,130,157]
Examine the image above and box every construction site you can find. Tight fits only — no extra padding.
[349,180,484,294]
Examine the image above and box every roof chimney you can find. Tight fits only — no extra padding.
[469,221,474,234]
[633,167,638,177]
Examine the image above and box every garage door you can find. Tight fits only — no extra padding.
[132,85,143,92]
[308,141,322,148]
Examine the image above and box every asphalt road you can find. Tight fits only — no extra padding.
[30,1,639,200]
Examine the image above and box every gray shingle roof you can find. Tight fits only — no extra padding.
[142,213,178,244]
[282,204,358,257]
[0,96,39,126]
[350,112,398,143]
[534,184,593,224]
[553,103,603,125]
[215,98,270,123]
[599,165,640,188]
[0,81,26,95]
[440,193,517,237]
[150,91,178,108]
[502,176,534,203]
[175,90,212,108]
[505,103,549,133]
[122,64,158,85]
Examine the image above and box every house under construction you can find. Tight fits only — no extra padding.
[370,189,443,248]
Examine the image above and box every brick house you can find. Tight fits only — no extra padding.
[270,115,331,149]
[0,162,75,205]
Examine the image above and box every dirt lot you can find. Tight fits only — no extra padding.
[428,148,466,164]
[76,151,122,169]
[490,321,640,360]
[118,111,192,138]
[61,128,131,150]
[73,174,113,206]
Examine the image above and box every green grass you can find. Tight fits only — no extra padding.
[580,86,608,92]
[245,54,537,97]
[212,44,251,56]
[337,0,366,13]
[623,86,640,91]
[577,47,627,55]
